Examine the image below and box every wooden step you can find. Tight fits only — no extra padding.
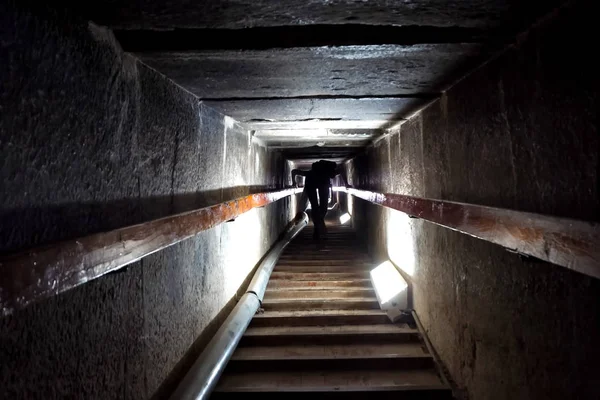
[240,324,419,346]
[278,256,371,262]
[295,230,354,234]
[267,278,372,288]
[231,342,431,361]
[270,271,370,280]
[212,390,451,399]
[227,343,433,372]
[283,247,365,253]
[262,297,380,311]
[285,245,360,250]
[250,310,391,327]
[276,259,373,266]
[264,288,375,299]
[274,265,374,273]
[287,244,358,247]
[295,231,354,233]
[283,246,359,251]
[281,248,361,253]
[291,238,356,241]
[214,369,450,395]
[285,239,359,243]
[287,243,358,247]
[232,343,428,360]
[278,255,366,260]
[293,235,354,239]
[287,239,358,243]
[279,251,369,257]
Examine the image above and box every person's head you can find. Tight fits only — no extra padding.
[312,160,337,178]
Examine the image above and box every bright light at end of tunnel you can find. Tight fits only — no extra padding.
[370,261,408,307]
[339,213,351,224]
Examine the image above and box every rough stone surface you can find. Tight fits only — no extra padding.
[85,0,561,173]
[0,3,293,399]
[137,44,487,99]
[89,0,558,31]
[204,97,428,123]
[346,3,600,399]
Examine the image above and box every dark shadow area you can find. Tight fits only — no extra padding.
[0,185,281,254]
[282,146,363,165]
[147,287,239,400]
[114,24,495,52]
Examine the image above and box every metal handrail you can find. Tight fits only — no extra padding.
[169,212,308,400]
[335,187,600,280]
[0,188,302,316]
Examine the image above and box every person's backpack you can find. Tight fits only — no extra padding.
[312,160,337,179]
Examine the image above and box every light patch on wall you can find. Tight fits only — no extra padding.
[224,115,236,130]
[347,193,353,216]
[339,213,351,224]
[290,192,298,214]
[386,210,416,276]
[370,260,408,310]
[221,209,263,298]
[254,151,261,175]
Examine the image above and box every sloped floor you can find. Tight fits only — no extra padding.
[212,223,451,399]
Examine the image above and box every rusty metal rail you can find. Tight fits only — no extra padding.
[0,188,301,317]
[336,187,600,280]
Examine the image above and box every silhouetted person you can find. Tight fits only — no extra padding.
[292,160,346,240]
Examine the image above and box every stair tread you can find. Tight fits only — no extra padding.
[244,324,416,336]
[277,261,373,265]
[264,293,376,301]
[265,287,374,293]
[279,253,369,257]
[274,266,374,273]
[275,267,373,272]
[271,271,369,275]
[270,272,370,280]
[265,286,375,299]
[254,309,387,318]
[216,369,448,392]
[267,279,372,288]
[278,257,370,261]
[231,343,429,360]
[251,307,391,326]
[286,245,357,248]
[281,249,364,253]
[263,297,378,304]
[262,299,380,311]
[279,256,366,259]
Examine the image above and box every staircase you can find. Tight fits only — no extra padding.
[212,223,452,399]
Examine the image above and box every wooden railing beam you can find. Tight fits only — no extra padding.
[0,189,301,316]
[336,187,600,280]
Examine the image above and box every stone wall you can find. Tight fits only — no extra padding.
[0,2,293,398]
[346,2,600,399]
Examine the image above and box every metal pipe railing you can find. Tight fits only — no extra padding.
[0,188,302,316]
[169,212,308,400]
[334,187,600,280]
